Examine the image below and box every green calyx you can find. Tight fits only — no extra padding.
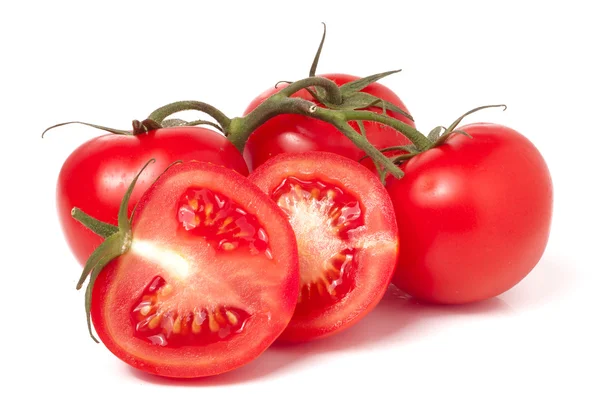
[430,104,507,147]
[71,208,118,238]
[374,104,508,167]
[72,159,155,342]
[305,70,414,122]
[304,23,413,122]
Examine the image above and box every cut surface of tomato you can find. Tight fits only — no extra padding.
[90,162,299,378]
[249,152,398,341]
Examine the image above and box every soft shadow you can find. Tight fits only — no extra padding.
[499,258,573,308]
[127,285,514,386]
[126,355,293,387]
[270,285,514,355]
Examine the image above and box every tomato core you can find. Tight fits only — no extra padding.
[271,177,363,315]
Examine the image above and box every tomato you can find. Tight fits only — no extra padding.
[387,123,553,304]
[90,161,298,378]
[249,151,398,341]
[243,73,415,171]
[57,127,248,266]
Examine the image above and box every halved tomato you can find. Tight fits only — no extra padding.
[249,152,398,341]
[89,162,299,378]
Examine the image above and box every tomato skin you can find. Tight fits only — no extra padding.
[57,127,248,266]
[243,73,415,171]
[91,162,299,378]
[249,151,399,341]
[387,123,553,304]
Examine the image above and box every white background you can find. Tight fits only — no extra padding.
[2,0,598,398]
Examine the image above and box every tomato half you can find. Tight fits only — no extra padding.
[387,123,553,304]
[57,127,248,266]
[243,73,415,171]
[90,161,298,378]
[249,152,398,341]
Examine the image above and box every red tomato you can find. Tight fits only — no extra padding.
[57,127,248,266]
[91,161,298,378]
[387,123,553,304]
[243,73,415,171]
[249,152,398,341]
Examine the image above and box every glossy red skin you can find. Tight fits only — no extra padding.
[57,127,248,266]
[243,73,415,171]
[249,151,399,341]
[91,162,299,378]
[387,123,553,304]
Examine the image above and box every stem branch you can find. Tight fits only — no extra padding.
[148,101,232,132]
[332,122,404,178]
[315,108,431,151]
[228,96,413,178]
[142,76,434,180]
[279,76,343,105]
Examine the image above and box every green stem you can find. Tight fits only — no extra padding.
[143,76,433,179]
[333,122,404,178]
[316,109,431,152]
[227,96,311,151]
[228,96,406,178]
[279,76,343,105]
[227,76,345,149]
[147,101,232,132]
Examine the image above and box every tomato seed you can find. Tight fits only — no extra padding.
[271,177,361,315]
[177,188,271,258]
[130,276,251,348]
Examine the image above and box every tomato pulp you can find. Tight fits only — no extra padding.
[90,162,298,377]
[57,127,248,266]
[249,152,398,341]
[387,123,553,304]
[243,73,415,171]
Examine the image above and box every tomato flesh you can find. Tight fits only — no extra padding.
[177,188,271,256]
[249,152,399,341]
[272,177,361,316]
[91,162,298,378]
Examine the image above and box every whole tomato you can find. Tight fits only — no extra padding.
[387,123,553,304]
[56,126,248,266]
[243,73,415,171]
